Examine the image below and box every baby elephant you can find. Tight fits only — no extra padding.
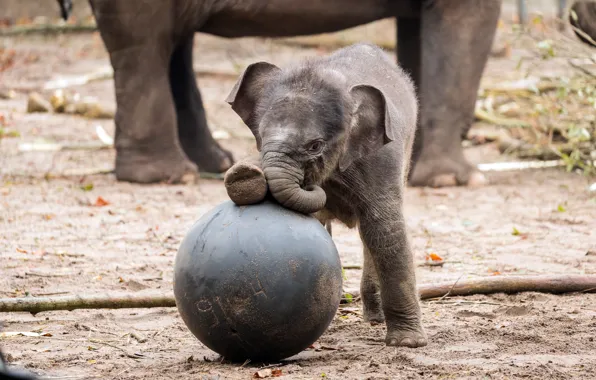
[224,43,426,347]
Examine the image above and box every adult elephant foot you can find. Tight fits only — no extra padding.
[409,152,487,188]
[179,135,234,174]
[115,146,198,184]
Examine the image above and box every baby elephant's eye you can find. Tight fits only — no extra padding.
[306,140,325,155]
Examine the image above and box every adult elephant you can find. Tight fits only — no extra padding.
[570,1,596,46]
[57,0,504,186]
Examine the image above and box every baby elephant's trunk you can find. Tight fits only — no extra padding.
[262,153,326,215]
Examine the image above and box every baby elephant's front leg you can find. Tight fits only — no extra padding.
[224,155,268,205]
[359,204,427,348]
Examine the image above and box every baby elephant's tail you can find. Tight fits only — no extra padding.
[56,0,73,21]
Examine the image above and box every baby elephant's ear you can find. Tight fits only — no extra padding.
[225,62,281,150]
[338,84,398,172]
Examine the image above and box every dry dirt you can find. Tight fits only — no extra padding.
[1,14,596,380]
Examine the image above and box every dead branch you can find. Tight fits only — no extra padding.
[1,275,594,314]
[418,274,596,300]
[0,294,176,314]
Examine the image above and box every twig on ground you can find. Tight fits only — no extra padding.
[25,271,71,278]
[33,292,70,297]
[75,323,119,337]
[438,274,464,301]
[568,58,596,78]
[88,338,145,359]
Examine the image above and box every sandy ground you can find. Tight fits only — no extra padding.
[1,12,596,380]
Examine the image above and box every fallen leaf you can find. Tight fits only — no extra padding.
[489,270,501,276]
[87,359,97,364]
[94,196,110,207]
[118,277,125,283]
[80,183,94,192]
[511,227,528,238]
[272,369,283,377]
[16,248,28,254]
[254,369,273,378]
[556,204,567,212]
[42,214,54,220]
[426,252,443,261]
[88,346,98,351]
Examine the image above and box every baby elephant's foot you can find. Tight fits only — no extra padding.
[386,323,428,348]
[224,160,267,205]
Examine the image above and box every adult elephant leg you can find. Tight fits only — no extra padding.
[396,15,422,174]
[570,1,596,47]
[405,0,502,187]
[169,35,234,173]
[90,0,197,183]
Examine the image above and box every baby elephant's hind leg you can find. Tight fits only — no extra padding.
[360,244,385,324]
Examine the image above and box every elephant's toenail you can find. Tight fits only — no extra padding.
[400,338,416,347]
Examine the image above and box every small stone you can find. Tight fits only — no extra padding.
[0,88,16,100]
[64,96,114,119]
[26,92,52,113]
[49,89,72,112]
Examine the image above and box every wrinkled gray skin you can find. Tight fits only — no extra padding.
[56,0,504,186]
[570,1,596,47]
[226,43,425,347]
